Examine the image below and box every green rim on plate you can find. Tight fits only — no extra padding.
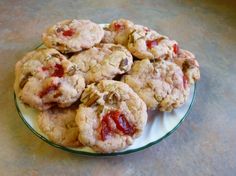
[14,83,196,156]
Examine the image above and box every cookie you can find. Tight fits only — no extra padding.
[38,108,82,147]
[102,19,134,46]
[70,43,133,84]
[174,49,200,84]
[122,59,190,111]
[127,24,178,60]
[75,80,147,153]
[14,48,85,110]
[42,19,104,53]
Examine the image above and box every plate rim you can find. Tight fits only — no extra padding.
[14,83,196,156]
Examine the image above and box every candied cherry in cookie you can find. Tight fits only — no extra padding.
[56,27,75,37]
[183,75,189,89]
[42,63,64,77]
[146,40,158,49]
[113,23,125,31]
[173,43,180,55]
[51,63,64,77]
[100,110,135,141]
[62,29,75,37]
[146,37,166,49]
[110,111,135,135]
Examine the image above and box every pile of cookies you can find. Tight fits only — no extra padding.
[14,19,200,153]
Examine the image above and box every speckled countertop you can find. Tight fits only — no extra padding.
[0,0,236,175]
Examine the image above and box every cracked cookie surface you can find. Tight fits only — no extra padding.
[14,48,85,110]
[102,19,134,46]
[75,80,147,153]
[38,108,82,147]
[122,59,190,111]
[70,43,133,84]
[127,24,179,60]
[173,49,200,85]
[42,19,104,53]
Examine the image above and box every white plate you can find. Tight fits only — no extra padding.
[14,83,195,156]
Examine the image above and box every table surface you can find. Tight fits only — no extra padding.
[0,0,236,175]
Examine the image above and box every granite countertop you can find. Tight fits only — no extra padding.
[0,0,235,175]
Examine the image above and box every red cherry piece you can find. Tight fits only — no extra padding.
[51,64,64,78]
[112,112,135,135]
[183,75,188,89]
[100,110,135,141]
[39,83,60,98]
[173,43,179,54]
[42,66,50,71]
[62,29,75,37]
[101,112,113,141]
[101,119,111,141]
[146,40,158,49]
[114,23,124,31]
